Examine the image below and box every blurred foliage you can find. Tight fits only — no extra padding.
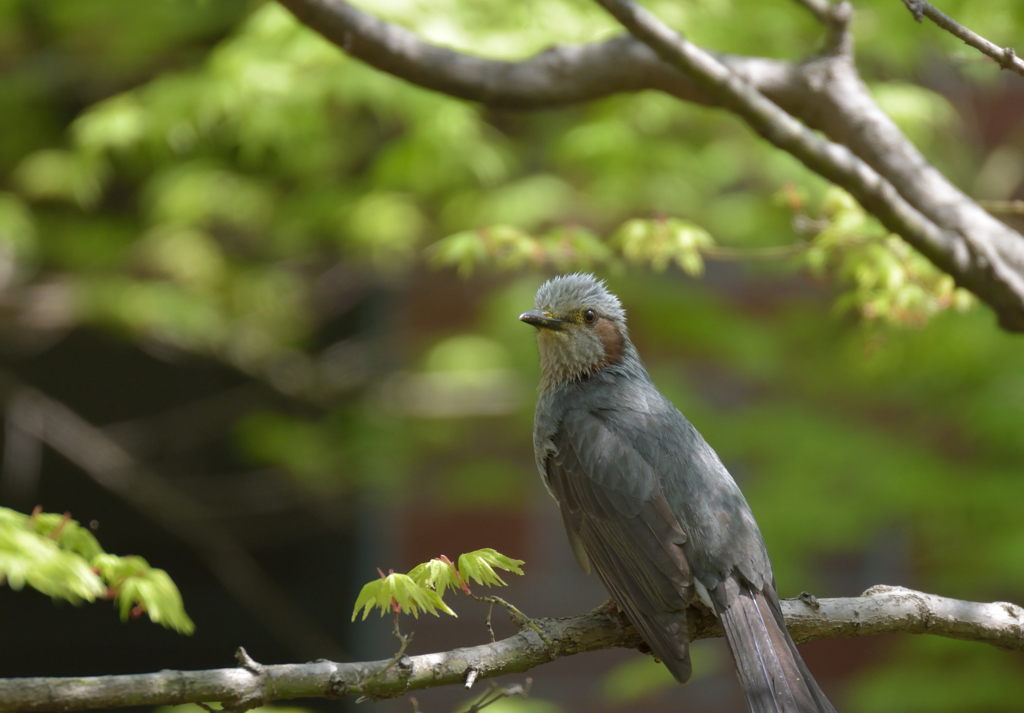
[601,639,722,704]
[1,0,985,364]
[456,694,561,713]
[2,0,1024,708]
[156,706,314,713]
[850,636,1024,712]
[0,506,194,633]
[798,186,973,326]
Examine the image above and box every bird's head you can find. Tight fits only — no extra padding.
[519,273,632,389]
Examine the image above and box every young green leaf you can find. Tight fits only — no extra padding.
[0,507,193,633]
[96,555,195,634]
[426,230,489,277]
[610,217,714,275]
[540,225,614,272]
[351,572,456,621]
[409,556,462,596]
[0,510,105,604]
[457,548,525,589]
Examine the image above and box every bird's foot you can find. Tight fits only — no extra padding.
[689,598,713,617]
[595,598,629,634]
[798,591,820,610]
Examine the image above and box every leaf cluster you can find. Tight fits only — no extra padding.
[0,506,194,634]
[351,549,524,621]
[798,187,973,327]
[428,190,970,329]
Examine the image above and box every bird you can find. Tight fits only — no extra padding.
[519,273,835,713]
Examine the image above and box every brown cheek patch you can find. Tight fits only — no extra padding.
[594,319,626,368]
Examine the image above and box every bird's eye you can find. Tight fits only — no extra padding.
[583,309,597,324]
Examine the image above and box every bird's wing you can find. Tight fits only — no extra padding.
[545,407,696,682]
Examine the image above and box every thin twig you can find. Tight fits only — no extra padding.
[901,0,1024,78]
[589,0,973,299]
[464,680,532,713]
[484,602,496,643]
[791,0,853,55]
[274,0,1024,329]
[470,595,552,646]
[359,614,414,696]
[700,243,810,262]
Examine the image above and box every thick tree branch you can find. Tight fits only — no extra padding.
[1,587,1020,712]
[593,0,1024,329]
[273,0,800,109]
[275,0,1024,331]
[901,0,1024,77]
[795,56,1024,331]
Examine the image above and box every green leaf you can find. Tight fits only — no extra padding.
[539,225,613,271]
[354,549,526,622]
[610,217,714,275]
[792,186,973,327]
[0,509,106,604]
[426,224,541,276]
[112,562,196,634]
[345,192,425,271]
[92,553,195,634]
[0,507,193,634]
[351,572,456,621]
[13,149,110,208]
[408,557,463,596]
[426,229,491,277]
[457,548,525,588]
[30,510,106,562]
[0,192,37,259]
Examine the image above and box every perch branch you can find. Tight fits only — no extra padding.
[0,373,344,662]
[0,587,1020,712]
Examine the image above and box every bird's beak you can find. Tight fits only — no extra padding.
[519,310,566,330]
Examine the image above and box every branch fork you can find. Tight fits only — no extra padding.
[275,0,1024,330]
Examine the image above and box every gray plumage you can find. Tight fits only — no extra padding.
[521,273,835,713]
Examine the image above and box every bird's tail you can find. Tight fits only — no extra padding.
[717,585,836,713]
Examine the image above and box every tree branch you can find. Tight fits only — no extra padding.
[901,0,1024,77]
[1,586,1020,712]
[273,0,802,110]
[793,54,1024,332]
[790,0,854,56]
[591,0,1024,327]
[275,0,1024,331]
